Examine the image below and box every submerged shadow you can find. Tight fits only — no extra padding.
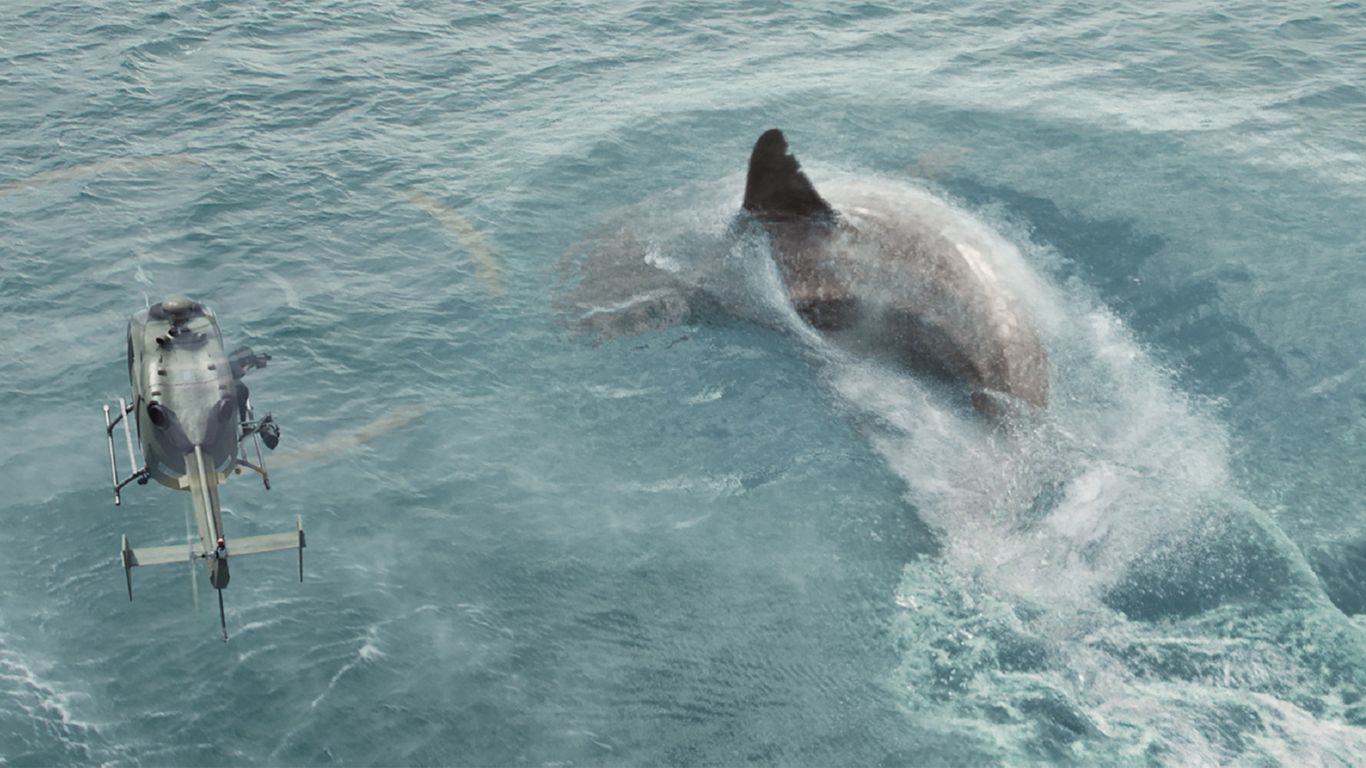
[947,179,1291,401]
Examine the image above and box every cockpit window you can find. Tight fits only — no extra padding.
[148,300,207,322]
[155,323,210,350]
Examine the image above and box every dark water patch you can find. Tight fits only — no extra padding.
[1275,15,1347,41]
[1103,499,1310,622]
[947,177,1291,401]
[1017,690,1102,761]
[945,177,1167,313]
[1306,538,1366,616]
[1195,701,1267,757]
[1137,272,1291,398]
[1277,81,1366,109]
[123,33,210,63]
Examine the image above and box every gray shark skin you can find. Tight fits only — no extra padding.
[741,128,1048,409]
[561,130,1049,411]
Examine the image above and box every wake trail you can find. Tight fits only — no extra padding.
[563,172,1366,761]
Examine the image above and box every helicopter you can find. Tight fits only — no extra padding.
[102,296,304,641]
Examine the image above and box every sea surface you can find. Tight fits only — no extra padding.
[2,1,1365,765]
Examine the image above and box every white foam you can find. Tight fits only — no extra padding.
[309,624,386,709]
[623,473,745,497]
[817,183,1366,760]
[263,269,302,310]
[586,383,656,400]
[757,179,1232,608]
[0,640,104,760]
[684,386,725,405]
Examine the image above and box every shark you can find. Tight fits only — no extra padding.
[739,128,1048,411]
[563,128,1049,413]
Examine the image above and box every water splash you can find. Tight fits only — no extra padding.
[562,171,1366,761]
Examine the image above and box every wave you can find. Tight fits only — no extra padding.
[813,184,1366,763]
[562,171,1366,762]
[0,634,111,764]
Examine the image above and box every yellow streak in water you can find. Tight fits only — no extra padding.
[268,404,426,471]
[910,146,971,181]
[406,191,504,295]
[0,154,208,195]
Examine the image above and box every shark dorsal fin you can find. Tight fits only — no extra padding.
[742,129,834,221]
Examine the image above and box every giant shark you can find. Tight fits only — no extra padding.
[564,129,1049,412]
[740,128,1048,410]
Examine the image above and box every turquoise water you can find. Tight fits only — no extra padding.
[2,1,1365,764]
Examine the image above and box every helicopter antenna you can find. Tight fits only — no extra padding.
[186,500,200,612]
[217,589,228,642]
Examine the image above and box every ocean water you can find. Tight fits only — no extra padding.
[2,1,1365,765]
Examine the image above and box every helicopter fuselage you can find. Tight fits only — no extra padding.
[127,299,239,489]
